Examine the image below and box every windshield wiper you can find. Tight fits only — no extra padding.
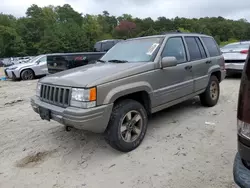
[108,59,128,63]
[96,59,106,63]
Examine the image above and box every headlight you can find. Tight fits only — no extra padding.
[238,119,250,140]
[36,82,42,96]
[8,67,17,70]
[70,87,97,108]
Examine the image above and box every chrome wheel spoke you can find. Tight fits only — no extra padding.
[125,131,132,142]
[133,126,141,135]
[120,110,143,143]
[132,114,141,123]
[120,123,127,132]
[126,112,132,121]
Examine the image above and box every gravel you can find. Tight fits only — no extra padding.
[0,77,240,188]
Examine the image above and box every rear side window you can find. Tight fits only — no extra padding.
[195,38,207,58]
[102,41,115,52]
[94,42,101,52]
[184,37,202,61]
[201,37,220,57]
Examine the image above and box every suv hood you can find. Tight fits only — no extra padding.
[7,62,36,69]
[40,62,153,87]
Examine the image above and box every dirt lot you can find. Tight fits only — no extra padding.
[0,77,240,188]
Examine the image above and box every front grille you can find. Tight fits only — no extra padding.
[225,60,245,63]
[40,84,71,107]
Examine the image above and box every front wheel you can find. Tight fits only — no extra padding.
[104,99,148,152]
[21,69,35,80]
[200,75,220,107]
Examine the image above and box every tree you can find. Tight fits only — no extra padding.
[115,20,136,38]
[1,4,250,58]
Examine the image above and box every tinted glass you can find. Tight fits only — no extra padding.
[94,42,101,52]
[101,37,164,62]
[201,37,220,57]
[184,37,202,61]
[162,37,186,63]
[195,37,207,58]
[102,41,115,51]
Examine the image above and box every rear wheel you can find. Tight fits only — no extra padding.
[105,99,148,152]
[200,75,220,107]
[21,69,34,80]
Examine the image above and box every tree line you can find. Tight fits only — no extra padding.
[1,4,250,58]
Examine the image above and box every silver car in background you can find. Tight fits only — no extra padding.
[221,41,250,75]
[4,55,48,80]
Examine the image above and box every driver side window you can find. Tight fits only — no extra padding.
[162,37,186,63]
[39,56,46,62]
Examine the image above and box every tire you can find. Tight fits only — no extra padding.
[200,75,220,107]
[104,99,148,152]
[21,69,35,80]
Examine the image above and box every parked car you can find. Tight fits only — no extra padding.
[47,52,105,74]
[233,45,250,187]
[4,55,48,80]
[221,41,250,75]
[31,33,226,152]
[94,39,123,52]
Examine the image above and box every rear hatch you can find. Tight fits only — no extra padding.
[221,44,249,63]
[47,52,105,74]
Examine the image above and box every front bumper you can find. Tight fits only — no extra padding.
[31,96,113,133]
[5,69,19,79]
[233,153,250,188]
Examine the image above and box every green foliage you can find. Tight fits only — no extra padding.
[1,4,250,57]
[220,38,239,47]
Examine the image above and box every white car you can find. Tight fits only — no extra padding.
[221,41,250,75]
[4,55,48,80]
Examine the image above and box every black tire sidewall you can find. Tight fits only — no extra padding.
[105,100,148,152]
[201,76,220,106]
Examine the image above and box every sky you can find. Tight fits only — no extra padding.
[1,0,250,21]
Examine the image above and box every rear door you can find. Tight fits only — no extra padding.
[201,36,224,75]
[184,36,210,92]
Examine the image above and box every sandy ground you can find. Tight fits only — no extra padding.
[0,78,240,188]
[0,67,5,77]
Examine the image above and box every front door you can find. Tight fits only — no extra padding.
[153,37,194,107]
[37,56,48,75]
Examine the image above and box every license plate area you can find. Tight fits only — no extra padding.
[39,107,51,121]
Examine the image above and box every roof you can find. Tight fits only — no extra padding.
[124,32,211,41]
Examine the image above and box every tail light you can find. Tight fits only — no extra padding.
[237,47,250,140]
[240,50,248,54]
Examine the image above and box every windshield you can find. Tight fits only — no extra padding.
[222,43,250,49]
[101,37,164,62]
[28,55,44,63]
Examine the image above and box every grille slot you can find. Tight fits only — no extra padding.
[40,84,71,107]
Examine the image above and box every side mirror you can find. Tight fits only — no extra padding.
[36,60,41,64]
[161,57,178,68]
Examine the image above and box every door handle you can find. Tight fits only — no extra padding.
[206,60,212,64]
[185,65,192,70]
